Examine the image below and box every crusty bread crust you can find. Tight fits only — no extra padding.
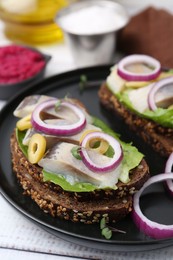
[99,83,173,158]
[10,130,149,224]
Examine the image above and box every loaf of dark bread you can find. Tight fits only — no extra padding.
[99,83,173,158]
[10,130,149,224]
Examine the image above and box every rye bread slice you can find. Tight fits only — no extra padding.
[98,83,173,157]
[10,130,149,224]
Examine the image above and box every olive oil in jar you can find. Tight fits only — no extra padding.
[0,0,74,45]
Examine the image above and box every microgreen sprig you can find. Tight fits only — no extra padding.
[55,100,62,111]
[71,146,82,160]
[100,217,126,240]
[79,74,88,94]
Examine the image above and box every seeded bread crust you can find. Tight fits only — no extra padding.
[98,83,173,158]
[10,130,149,224]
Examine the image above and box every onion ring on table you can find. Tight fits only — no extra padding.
[132,173,173,239]
[165,152,173,196]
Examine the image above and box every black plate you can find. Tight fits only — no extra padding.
[0,65,173,252]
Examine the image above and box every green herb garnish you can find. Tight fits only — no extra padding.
[100,217,126,240]
[71,146,82,160]
[102,227,112,240]
[100,217,112,239]
[55,100,61,111]
[79,74,88,93]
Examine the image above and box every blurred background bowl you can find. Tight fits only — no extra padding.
[0,0,69,45]
[0,44,51,100]
[56,0,129,67]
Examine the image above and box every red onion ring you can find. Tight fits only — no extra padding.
[132,173,173,239]
[148,76,173,111]
[165,152,173,196]
[80,131,123,173]
[117,54,161,82]
[31,99,86,136]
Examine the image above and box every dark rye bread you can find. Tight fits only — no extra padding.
[10,130,149,224]
[99,83,173,158]
[117,7,173,68]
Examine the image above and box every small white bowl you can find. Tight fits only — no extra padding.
[56,0,129,67]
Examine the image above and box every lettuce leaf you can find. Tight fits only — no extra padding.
[16,128,28,157]
[143,108,173,128]
[43,170,98,192]
[16,116,143,192]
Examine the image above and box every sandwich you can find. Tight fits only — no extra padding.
[99,54,173,158]
[10,95,149,224]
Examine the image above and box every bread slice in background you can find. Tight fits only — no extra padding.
[99,83,173,158]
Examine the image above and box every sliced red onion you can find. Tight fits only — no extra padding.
[80,131,123,173]
[31,99,86,136]
[165,152,173,196]
[132,173,173,239]
[117,54,161,81]
[148,76,173,111]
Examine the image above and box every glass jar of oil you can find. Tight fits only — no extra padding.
[0,0,76,45]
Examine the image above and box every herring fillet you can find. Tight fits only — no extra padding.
[23,123,102,146]
[38,142,121,188]
[13,95,93,124]
[13,95,52,118]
